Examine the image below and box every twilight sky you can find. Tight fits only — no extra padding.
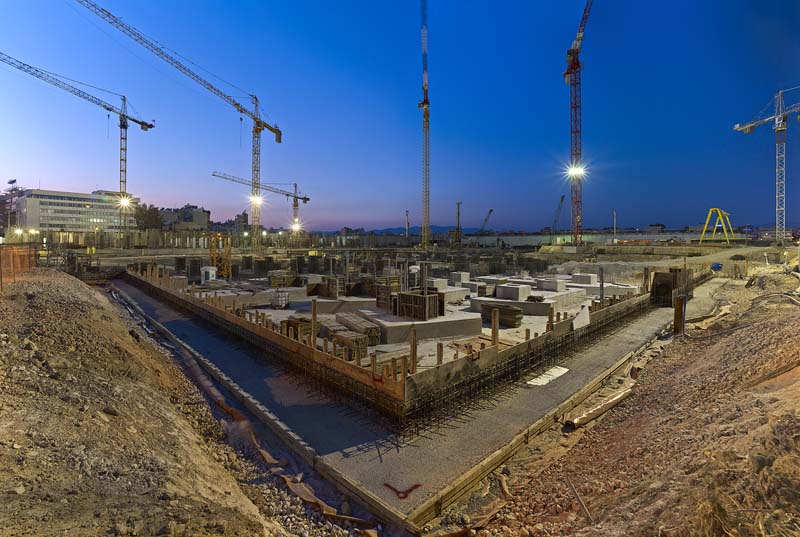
[1,1,799,232]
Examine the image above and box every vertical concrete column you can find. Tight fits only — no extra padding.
[311,299,317,349]
[491,308,499,346]
[556,311,561,322]
[332,340,338,358]
[409,328,417,374]
[547,306,554,332]
[323,338,329,354]
[289,327,295,341]
[525,328,531,340]
[436,342,443,366]
[401,354,408,380]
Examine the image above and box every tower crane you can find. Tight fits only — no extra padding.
[551,194,566,245]
[211,172,309,235]
[418,0,431,249]
[734,88,800,244]
[564,0,594,246]
[76,0,281,248]
[0,51,154,196]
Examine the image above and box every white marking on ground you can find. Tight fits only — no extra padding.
[527,366,570,386]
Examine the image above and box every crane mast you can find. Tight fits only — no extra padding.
[75,0,281,247]
[418,0,431,249]
[564,0,594,246]
[0,51,153,197]
[734,89,800,244]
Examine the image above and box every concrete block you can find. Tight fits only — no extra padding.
[536,278,566,292]
[427,278,448,291]
[572,273,598,285]
[496,284,531,301]
[450,271,470,284]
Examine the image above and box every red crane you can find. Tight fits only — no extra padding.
[564,0,594,246]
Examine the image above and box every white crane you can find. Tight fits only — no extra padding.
[76,0,281,248]
[0,51,154,196]
[734,88,800,244]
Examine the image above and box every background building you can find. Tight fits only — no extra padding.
[10,188,138,246]
[159,204,210,232]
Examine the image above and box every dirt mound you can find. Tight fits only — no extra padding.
[0,270,284,536]
[475,274,800,537]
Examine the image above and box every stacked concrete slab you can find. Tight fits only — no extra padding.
[450,272,470,285]
[496,284,531,301]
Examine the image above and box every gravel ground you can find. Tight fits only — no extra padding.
[0,269,357,536]
[436,271,800,536]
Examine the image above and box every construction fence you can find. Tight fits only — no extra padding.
[0,244,36,290]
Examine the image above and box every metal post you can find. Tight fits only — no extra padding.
[599,267,605,301]
[491,308,499,346]
[673,295,685,336]
[311,298,317,349]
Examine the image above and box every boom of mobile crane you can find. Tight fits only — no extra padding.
[551,194,566,245]
[0,51,153,196]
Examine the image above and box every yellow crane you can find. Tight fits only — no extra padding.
[698,208,738,245]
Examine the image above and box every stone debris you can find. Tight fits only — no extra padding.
[0,269,354,536]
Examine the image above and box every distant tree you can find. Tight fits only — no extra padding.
[134,203,164,231]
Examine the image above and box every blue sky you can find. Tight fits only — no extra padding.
[0,1,799,231]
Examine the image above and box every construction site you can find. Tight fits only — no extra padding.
[1,2,799,537]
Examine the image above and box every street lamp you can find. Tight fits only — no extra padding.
[117,195,132,249]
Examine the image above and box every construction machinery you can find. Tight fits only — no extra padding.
[405,210,410,239]
[564,0,594,246]
[698,208,741,245]
[734,88,800,244]
[0,51,153,196]
[479,208,493,235]
[76,0,281,248]
[418,0,431,249]
[211,172,309,236]
[550,194,566,245]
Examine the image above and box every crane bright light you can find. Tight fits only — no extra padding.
[249,195,263,206]
[566,164,586,179]
[117,195,132,208]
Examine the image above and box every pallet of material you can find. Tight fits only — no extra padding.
[319,319,348,339]
[332,330,368,363]
[335,312,381,345]
[480,303,524,328]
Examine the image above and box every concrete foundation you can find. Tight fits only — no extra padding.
[356,308,482,344]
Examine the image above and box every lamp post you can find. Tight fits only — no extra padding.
[117,195,131,249]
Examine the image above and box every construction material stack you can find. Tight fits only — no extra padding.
[481,304,523,328]
[335,313,381,346]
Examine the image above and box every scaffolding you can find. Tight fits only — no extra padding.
[209,233,232,279]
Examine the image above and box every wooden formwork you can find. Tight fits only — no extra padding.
[397,291,439,320]
[333,330,368,364]
[375,282,399,310]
